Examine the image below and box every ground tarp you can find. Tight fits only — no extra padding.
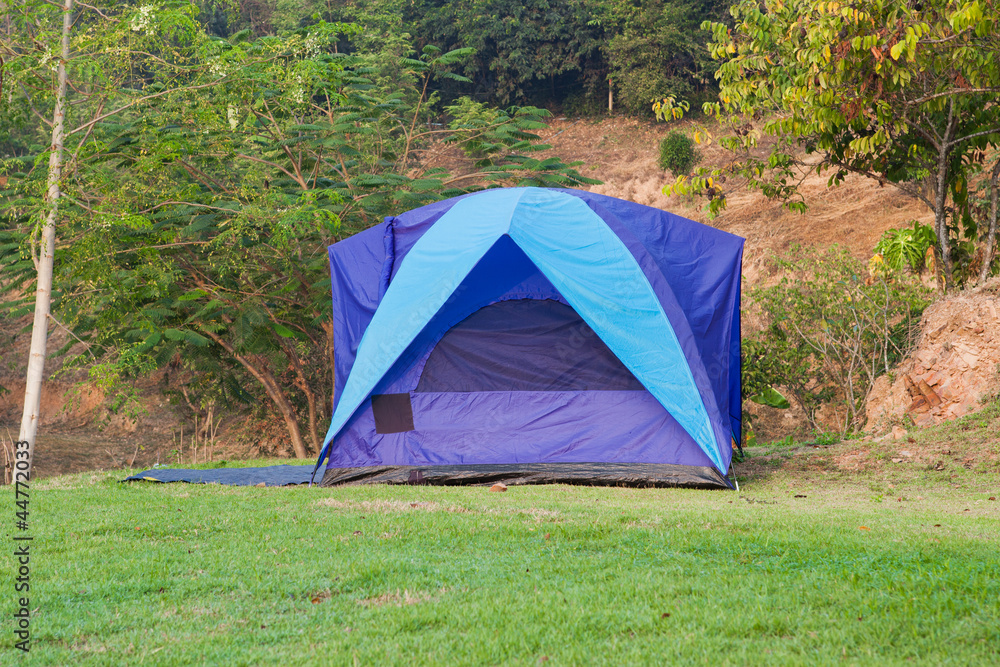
[124,465,314,486]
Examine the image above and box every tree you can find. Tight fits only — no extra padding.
[15,0,70,483]
[3,21,598,461]
[745,246,928,433]
[312,0,730,112]
[672,0,1000,289]
[325,0,605,107]
[597,0,726,115]
[1,0,206,479]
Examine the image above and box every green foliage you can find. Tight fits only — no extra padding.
[965,168,1000,282]
[0,0,214,430]
[874,221,937,273]
[811,431,841,446]
[319,0,726,113]
[741,330,818,442]
[657,131,699,177]
[685,0,1000,288]
[0,10,599,457]
[745,246,931,433]
[445,98,503,145]
[444,97,562,167]
[600,0,725,115]
[82,345,158,424]
[330,0,603,107]
[748,386,790,410]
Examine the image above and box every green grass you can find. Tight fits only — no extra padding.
[3,410,1000,665]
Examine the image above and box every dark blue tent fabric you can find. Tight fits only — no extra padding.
[319,188,743,482]
[415,299,645,392]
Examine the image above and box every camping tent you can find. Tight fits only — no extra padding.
[313,187,744,489]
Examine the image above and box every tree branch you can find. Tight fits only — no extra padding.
[905,88,1000,106]
[67,80,228,137]
[46,312,95,359]
[18,82,54,127]
[946,126,1000,150]
[70,0,110,19]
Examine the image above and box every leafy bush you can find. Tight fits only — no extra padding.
[874,220,937,272]
[657,131,699,177]
[445,97,503,157]
[0,23,600,461]
[744,246,932,434]
[603,0,725,116]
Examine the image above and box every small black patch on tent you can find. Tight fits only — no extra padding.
[371,393,415,434]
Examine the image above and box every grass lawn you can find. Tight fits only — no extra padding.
[3,406,999,665]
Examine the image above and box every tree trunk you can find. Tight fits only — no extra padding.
[977,160,1000,285]
[201,330,310,458]
[323,320,335,407]
[933,152,953,291]
[281,338,321,454]
[17,0,72,481]
[935,101,957,292]
[300,381,321,455]
[933,188,951,293]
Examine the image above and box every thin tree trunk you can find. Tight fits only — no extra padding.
[280,338,321,454]
[402,73,432,163]
[302,383,320,454]
[977,160,1000,285]
[200,330,310,459]
[2,1,12,38]
[933,194,952,291]
[17,0,72,481]
[935,102,957,292]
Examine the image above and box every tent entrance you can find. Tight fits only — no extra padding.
[414,299,644,393]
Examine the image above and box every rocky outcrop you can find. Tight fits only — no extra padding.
[866,282,1000,430]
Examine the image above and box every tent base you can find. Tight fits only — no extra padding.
[319,462,733,489]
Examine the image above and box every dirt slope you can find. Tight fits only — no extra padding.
[536,116,931,284]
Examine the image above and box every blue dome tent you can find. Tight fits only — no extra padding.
[313,188,744,489]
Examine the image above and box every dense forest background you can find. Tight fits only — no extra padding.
[196,0,728,115]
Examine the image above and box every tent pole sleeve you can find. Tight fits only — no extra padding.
[379,217,396,298]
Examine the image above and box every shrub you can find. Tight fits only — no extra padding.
[744,245,932,434]
[657,131,699,177]
[444,97,503,158]
[561,92,606,118]
[874,220,937,272]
